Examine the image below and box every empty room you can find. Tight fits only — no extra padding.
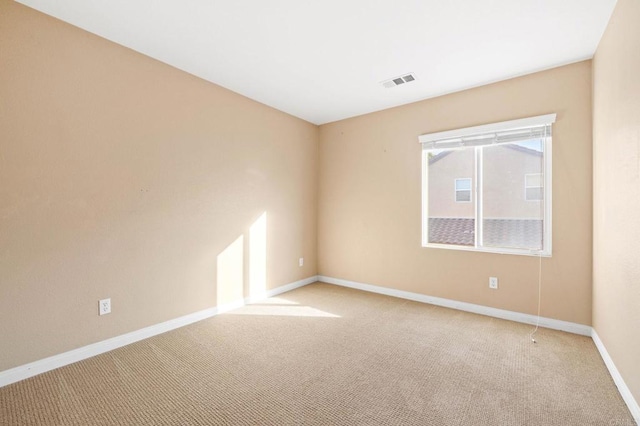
[1,0,638,424]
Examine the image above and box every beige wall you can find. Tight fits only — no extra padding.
[0,1,318,371]
[593,0,640,407]
[319,61,593,325]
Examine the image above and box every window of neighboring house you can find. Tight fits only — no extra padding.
[420,114,555,256]
[455,178,472,202]
[525,173,544,201]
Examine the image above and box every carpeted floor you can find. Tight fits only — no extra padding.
[0,282,635,425]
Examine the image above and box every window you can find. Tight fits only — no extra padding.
[420,114,555,256]
[455,178,472,202]
[525,173,544,201]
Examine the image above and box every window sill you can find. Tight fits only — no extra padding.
[423,242,551,257]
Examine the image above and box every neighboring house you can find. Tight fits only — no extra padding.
[427,143,544,248]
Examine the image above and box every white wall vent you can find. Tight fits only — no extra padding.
[381,73,417,88]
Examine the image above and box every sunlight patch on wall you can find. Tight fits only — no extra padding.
[216,235,244,306]
[249,212,267,301]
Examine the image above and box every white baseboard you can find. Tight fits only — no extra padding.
[266,275,318,298]
[318,275,592,336]
[0,275,318,388]
[592,330,640,424]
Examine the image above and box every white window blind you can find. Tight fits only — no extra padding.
[419,114,556,150]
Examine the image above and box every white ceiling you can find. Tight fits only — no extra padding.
[16,0,617,125]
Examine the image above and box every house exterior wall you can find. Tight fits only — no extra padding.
[428,149,475,218]
[428,145,544,219]
[482,145,544,219]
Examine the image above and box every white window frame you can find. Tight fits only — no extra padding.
[420,114,554,257]
[524,173,544,201]
[454,178,472,203]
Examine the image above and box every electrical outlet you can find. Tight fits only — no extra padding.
[299,257,304,267]
[99,298,111,315]
[489,277,498,290]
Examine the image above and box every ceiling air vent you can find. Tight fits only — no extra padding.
[381,73,417,88]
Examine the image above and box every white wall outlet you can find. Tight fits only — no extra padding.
[489,277,499,290]
[299,257,304,267]
[99,298,111,315]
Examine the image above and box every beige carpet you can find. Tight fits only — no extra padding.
[0,282,635,425]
